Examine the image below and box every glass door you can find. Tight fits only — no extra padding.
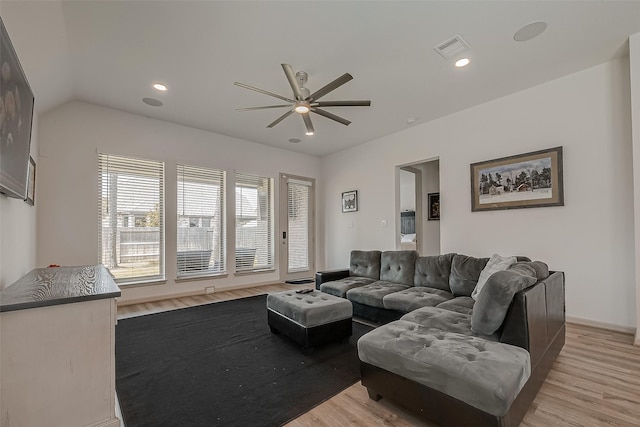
[279,173,315,282]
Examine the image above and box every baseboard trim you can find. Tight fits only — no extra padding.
[566,316,636,335]
[117,280,281,307]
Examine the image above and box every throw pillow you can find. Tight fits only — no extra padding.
[471,264,538,335]
[449,254,489,297]
[471,254,517,300]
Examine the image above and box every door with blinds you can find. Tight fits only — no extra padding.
[279,173,315,282]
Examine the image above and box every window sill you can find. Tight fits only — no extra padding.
[234,268,276,277]
[175,273,229,283]
[116,279,167,288]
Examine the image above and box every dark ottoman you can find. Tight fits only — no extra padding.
[267,290,353,348]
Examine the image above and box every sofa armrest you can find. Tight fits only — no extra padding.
[315,269,350,289]
[500,271,565,367]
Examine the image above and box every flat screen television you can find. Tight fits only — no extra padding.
[0,17,35,200]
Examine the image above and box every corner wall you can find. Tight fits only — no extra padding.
[321,58,636,329]
[37,101,322,303]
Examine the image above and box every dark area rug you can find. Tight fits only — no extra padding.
[116,294,373,427]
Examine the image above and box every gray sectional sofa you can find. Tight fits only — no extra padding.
[315,250,565,427]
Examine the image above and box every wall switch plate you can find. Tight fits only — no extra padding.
[205,286,216,294]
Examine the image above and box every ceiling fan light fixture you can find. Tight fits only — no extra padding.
[294,102,310,114]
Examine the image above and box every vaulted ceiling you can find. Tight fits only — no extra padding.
[3,1,640,156]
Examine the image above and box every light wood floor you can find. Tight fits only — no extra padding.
[117,284,640,427]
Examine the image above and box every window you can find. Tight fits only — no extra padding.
[235,172,273,272]
[177,164,225,277]
[99,154,164,284]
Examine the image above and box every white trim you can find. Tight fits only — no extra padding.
[116,280,280,306]
[567,316,637,335]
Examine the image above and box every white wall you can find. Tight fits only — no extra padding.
[0,118,38,290]
[322,58,636,329]
[630,33,640,344]
[37,101,321,303]
[0,3,43,290]
[399,169,416,212]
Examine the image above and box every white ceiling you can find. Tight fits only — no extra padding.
[4,1,640,157]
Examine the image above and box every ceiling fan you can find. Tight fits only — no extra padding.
[234,64,371,136]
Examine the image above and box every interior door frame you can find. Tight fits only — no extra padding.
[279,173,316,282]
[398,166,422,253]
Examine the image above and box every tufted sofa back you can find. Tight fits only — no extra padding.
[380,250,418,285]
[413,253,455,291]
[350,250,382,279]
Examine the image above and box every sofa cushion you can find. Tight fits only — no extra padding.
[346,281,410,308]
[413,253,455,291]
[379,250,418,285]
[399,306,497,339]
[358,319,530,417]
[350,250,382,279]
[449,254,489,297]
[471,264,538,335]
[319,276,377,298]
[383,287,454,313]
[436,296,475,316]
[471,254,517,300]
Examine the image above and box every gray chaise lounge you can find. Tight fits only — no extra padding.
[315,250,565,427]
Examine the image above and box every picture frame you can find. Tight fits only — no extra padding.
[428,192,440,220]
[25,155,35,206]
[470,146,564,212]
[342,190,358,213]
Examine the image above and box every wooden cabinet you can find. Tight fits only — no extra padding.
[0,265,121,427]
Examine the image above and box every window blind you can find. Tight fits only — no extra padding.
[177,164,226,277]
[98,153,164,284]
[287,178,311,272]
[235,172,273,272]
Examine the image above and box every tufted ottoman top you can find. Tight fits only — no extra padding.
[267,290,352,328]
[357,311,531,417]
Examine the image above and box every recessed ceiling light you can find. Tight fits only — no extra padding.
[514,22,547,42]
[455,58,470,68]
[288,138,301,143]
[406,117,417,124]
[153,83,168,91]
[142,97,163,107]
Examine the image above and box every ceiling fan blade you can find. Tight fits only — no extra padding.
[234,82,294,103]
[311,108,351,126]
[308,73,353,101]
[313,100,371,107]
[282,64,304,100]
[267,110,294,128]
[302,113,315,135]
[236,105,290,112]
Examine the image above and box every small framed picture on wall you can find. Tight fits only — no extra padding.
[428,192,440,220]
[342,190,358,213]
[25,156,36,206]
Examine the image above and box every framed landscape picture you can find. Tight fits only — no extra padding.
[342,190,358,212]
[470,146,564,212]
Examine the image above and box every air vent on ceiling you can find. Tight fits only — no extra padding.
[433,35,470,60]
